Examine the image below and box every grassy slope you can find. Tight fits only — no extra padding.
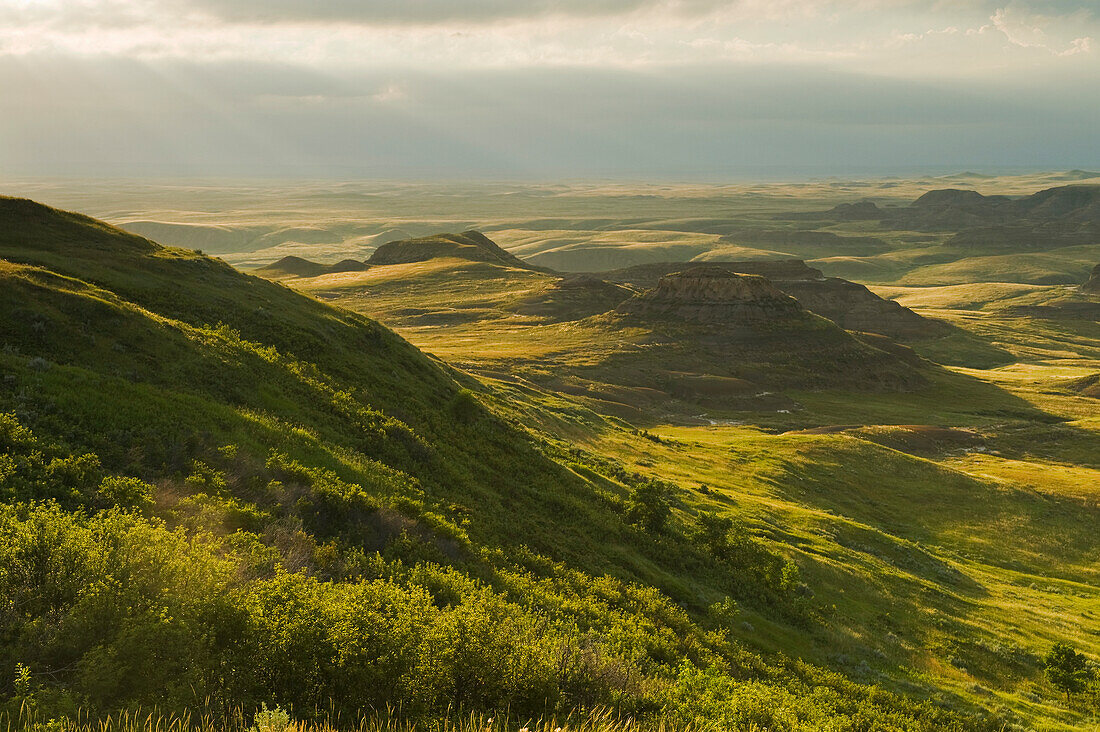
[0,197,721,585]
[278,238,1100,729]
[501,382,1100,731]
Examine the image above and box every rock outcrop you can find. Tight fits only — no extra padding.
[1015,185,1100,222]
[254,231,541,278]
[910,189,1004,209]
[1082,264,1100,295]
[600,259,823,289]
[326,258,371,274]
[1063,373,1100,398]
[827,200,883,221]
[600,259,944,339]
[606,265,925,395]
[615,266,804,324]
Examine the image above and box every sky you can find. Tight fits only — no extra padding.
[1,0,1098,179]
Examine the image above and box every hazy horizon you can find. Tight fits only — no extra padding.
[2,0,1098,179]
[4,165,1098,186]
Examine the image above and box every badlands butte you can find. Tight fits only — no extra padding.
[1,173,1099,731]
[260,234,935,414]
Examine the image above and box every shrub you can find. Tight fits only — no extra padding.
[0,505,243,713]
[690,512,810,616]
[250,703,291,732]
[1045,642,1094,699]
[95,475,154,510]
[625,482,671,534]
[265,451,381,539]
[449,389,482,424]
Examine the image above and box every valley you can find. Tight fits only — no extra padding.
[1,174,1099,731]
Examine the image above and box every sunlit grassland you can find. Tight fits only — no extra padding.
[549,418,1100,731]
[773,369,1046,428]
[873,283,1100,416]
[299,259,553,325]
[294,260,638,368]
[168,177,1100,728]
[455,268,1100,729]
[872,283,1052,310]
[895,250,1100,287]
[488,229,730,272]
[942,453,1100,501]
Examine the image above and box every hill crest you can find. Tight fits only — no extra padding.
[600,260,943,339]
[253,255,370,279]
[0,196,158,254]
[367,230,547,271]
[616,265,805,324]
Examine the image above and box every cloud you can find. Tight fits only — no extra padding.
[183,0,653,24]
[988,2,1095,55]
[0,0,771,29]
[0,0,969,30]
[991,5,1051,47]
[1,0,1096,74]
[0,0,1096,180]
[1060,36,1092,55]
[2,56,1097,179]
[370,82,409,104]
[161,0,853,26]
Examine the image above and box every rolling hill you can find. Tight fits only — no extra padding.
[265,238,935,414]
[602,265,924,395]
[818,184,1100,231]
[367,230,550,271]
[2,196,1098,732]
[598,259,946,340]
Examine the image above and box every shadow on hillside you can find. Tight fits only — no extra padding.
[907,321,1018,369]
[771,415,1099,588]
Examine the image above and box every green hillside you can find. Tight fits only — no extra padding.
[1,197,1098,732]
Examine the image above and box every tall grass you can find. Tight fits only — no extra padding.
[1,706,700,732]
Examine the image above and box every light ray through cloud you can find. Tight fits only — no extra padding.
[0,0,1096,178]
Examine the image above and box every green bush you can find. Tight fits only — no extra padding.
[691,511,808,615]
[95,475,154,510]
[250,703,291,732]
[1044,642,1094,699]
[625,482,671,534]
[0,413,151,510]
[0,504,243,713]
[449,389,482,424]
